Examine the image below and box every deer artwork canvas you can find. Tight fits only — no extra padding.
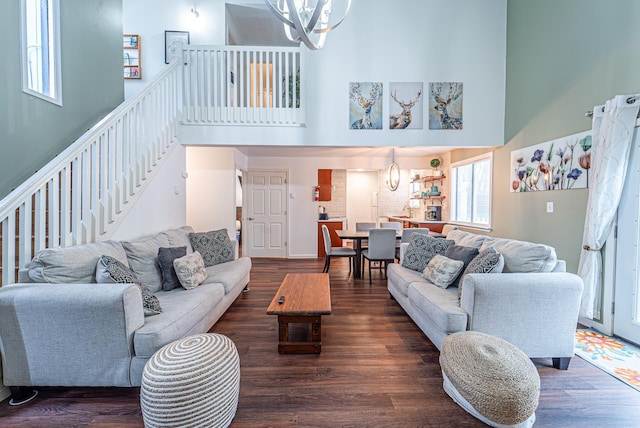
[389,82,423,130]
[429,82,463,130]
[349,82,383,129]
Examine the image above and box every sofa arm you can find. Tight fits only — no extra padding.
[0,283,145,387]
[459,272,583,358]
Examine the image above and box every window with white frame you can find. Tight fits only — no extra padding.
[450,153,493,228]
[21,0,61,105]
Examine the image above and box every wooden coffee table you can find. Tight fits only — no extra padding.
[267,273,332,354]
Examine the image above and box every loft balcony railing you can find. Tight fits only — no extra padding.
[0,62,182,286]
[182,45,304,126]
[0,45,303,286]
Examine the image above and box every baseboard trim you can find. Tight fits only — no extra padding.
[0,385,11,402]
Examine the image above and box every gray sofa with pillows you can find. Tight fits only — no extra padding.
[0,226,251,395]
[387,229,583,369]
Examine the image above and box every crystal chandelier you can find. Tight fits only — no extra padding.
[264,0,351,50]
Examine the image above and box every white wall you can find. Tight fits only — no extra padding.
[185,147,239,239]
[110,145,188,241]
[126,0,507,150]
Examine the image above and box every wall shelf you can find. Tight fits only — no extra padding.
[411,174,446,184]
[123,34,141,79]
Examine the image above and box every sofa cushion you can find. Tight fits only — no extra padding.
[444,245,479,288]
[162,226,195,253]
[157,246,187,291]
[189,229,235,267]
[173,251,208,290]
[402,234,454,272]
[95,255,162,316]
[387,263,426,297]
[480,237,557,273]
[29,240,128,284]
[133,282,226,358]
[423,255,464,289]
[204,257,252,294]
[408,282,468,334]
[122,233,171,293]
[458,247,505,301]
[447,230,488,249]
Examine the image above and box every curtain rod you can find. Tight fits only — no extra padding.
[585,95,638,117]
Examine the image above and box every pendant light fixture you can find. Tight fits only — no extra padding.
[386,148,400,191]
[263,0,351,50]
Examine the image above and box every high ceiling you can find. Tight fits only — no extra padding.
[226,4,451,159]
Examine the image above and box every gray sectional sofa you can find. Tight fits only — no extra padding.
[0,226,251,393]
[388,229,583,369]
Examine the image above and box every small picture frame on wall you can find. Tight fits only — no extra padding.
[164,30,189,64]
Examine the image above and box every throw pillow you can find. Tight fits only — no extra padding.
[458,247,505,301]
[189,229,234,267]
[402,234,454,272]
[422,255,465,289]
[95,255,162,316]
[157,246,187,291]
[444,245,480,288]
[173,251,208,290]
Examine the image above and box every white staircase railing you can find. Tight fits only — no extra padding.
[182,45,304,126]
[0,62,182,286]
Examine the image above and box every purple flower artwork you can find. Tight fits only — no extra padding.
[510,130,592,192]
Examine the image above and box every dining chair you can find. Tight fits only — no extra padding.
[396,228,430,261]
[441,224,459,237]
[354,222,376,247]
[380,222,402,230]
[322,225,356,274]
[362,228,397,285]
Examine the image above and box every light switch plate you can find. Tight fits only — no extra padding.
[546,202,554,213]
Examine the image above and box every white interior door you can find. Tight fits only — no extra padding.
[244,170,287,257]
[614,125,640,344]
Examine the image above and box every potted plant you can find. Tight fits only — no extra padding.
[430,158,442,176]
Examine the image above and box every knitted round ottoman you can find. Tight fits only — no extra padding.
[140,333,240,428]
[439,331,540,428]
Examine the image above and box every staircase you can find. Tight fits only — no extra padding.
[0,62,183,286]
[0,45,303,286]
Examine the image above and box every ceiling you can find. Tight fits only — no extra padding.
[233,145,448,158]
[225,4,451,159]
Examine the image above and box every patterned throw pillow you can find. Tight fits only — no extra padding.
[189,229,234,267]
[173,251,208,290]
[157,246,187,291]
[402,234,454,272]
[444,245,480,288]
[422,255,465,289]
[95,255,162,316]
[458,247,505,301]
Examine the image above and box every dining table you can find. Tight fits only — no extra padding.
[335,229,402,279]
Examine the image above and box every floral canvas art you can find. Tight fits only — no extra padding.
[510,130,592,192]
[349,82,383,130]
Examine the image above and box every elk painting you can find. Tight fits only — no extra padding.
[349,82,383,129]
[429,82,463,130]
[389,82,423,129]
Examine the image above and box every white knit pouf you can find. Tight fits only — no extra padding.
[140,333,240,428]
[440,331,540,428]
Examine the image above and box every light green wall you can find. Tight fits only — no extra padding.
[453,0,640,273]
[0,0,124,199]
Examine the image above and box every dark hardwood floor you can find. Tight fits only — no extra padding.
[1,257,640,427]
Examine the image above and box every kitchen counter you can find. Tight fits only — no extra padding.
[387,216,445,225]
[316,217,346,223]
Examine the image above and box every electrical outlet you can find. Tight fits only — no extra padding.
[546,202,554,213]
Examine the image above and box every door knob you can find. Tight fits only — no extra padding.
[247,217,254,221]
